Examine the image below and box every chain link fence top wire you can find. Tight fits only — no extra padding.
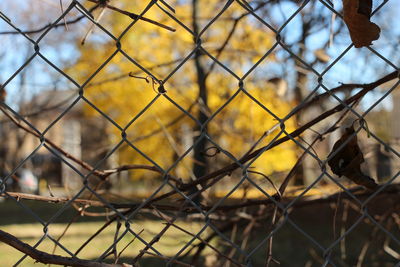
[0,0,400,266]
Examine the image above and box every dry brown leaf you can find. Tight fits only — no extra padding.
[327,126,378,190]
[342,0,381,48]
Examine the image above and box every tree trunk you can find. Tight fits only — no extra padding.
[190,0,208,205]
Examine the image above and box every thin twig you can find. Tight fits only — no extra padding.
[0,4,101,35]
[167,223,244,267]
[86,0,175,32]
[59,0,69,30]
[248,170,281,198]
[2,192,106,207]
[115,229,144,264]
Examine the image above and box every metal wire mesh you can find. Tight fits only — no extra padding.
[0,0,399,266]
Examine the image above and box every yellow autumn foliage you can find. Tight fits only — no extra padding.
[70,0,297,181]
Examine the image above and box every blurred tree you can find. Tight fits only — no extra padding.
[70,0,297,188]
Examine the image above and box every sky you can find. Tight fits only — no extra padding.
[0,0,399,112]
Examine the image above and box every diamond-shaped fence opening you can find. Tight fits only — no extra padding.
[1,0,400,266]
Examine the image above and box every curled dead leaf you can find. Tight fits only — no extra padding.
[342,0,381,48]
[327,126,378,190]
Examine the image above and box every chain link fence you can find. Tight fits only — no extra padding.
[0,0,399,266]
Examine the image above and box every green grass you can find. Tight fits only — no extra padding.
[0,220,212,266]
[0,200,212,266]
